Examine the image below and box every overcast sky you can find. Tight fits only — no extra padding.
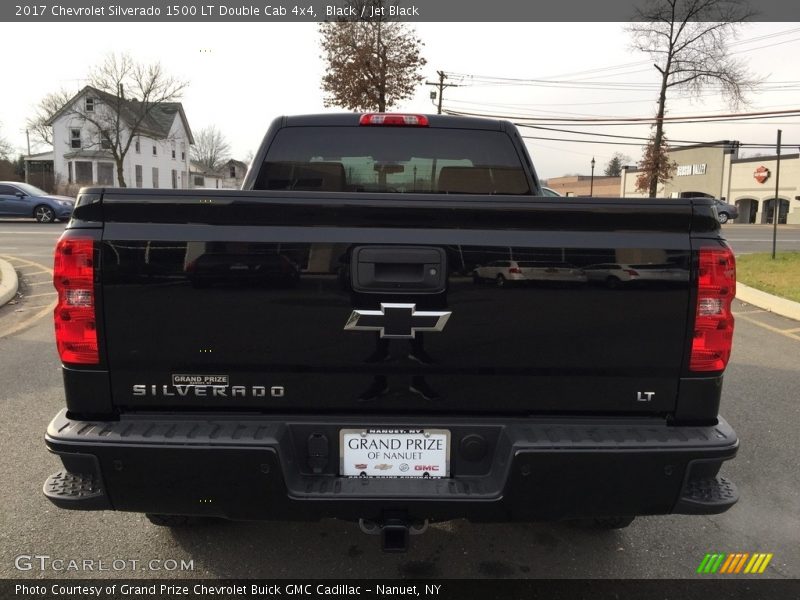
[3,22,800,179]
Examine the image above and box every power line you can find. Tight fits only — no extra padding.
[519,124,707,144]
[521,134,670,147]
[442,106,800,125]
[466,116,800,128]
[444,76,800,92]
[446,97,800,116]
[444,27,800,88]
[514,124,797,148]
[520,134,798,150]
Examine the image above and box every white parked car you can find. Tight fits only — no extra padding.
[473,260,527,285]
[519,261,587,284]
[583,263,687,288]
[541,186,562,197]
[473,260,586,286]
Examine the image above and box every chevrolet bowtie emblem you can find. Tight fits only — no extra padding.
[344,303,451,339]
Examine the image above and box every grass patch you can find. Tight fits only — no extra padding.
[736,252,800,303]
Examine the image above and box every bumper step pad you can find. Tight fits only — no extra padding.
[675,476,738,514]
[44,471,110,510]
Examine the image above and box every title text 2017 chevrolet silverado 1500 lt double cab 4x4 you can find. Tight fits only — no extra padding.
[44,113,738,552]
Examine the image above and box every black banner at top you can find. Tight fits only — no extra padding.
[4,0,800,22]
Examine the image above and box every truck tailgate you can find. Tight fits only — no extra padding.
[98,192,694,415]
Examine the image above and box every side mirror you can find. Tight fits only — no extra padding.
[15,191,26,198]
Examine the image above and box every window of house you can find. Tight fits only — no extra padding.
[193,175,204,187]
[171,143,176,159]
[75,161,93,184]
[85,97,94,112]
[230,165,236,178]
[135,165,143,188]
[135,138,141,153]
[171,169,178,189]
[70,129,81,149]
[101,138,112,150]
[152,167,159,188]
[68,162,73,184]
[97,163,114,185]
[181,143,186,161]
[152,145,157,156]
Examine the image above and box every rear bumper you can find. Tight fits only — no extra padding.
[44,409,739,522]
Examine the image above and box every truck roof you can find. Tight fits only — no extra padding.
[282,113,507,131]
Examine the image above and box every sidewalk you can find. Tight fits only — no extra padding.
[0,258,19,308]
[736,282,800,322]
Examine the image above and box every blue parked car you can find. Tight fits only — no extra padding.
[0,182,75,223]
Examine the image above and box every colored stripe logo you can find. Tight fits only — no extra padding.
[697,553,773,574]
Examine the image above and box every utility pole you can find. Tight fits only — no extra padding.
[772,129,782,259]
[25,129,31,183]
[426,70,458,114]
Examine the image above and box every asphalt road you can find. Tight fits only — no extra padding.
[720,223,800,255]
[0,219,798,580]
[0,220,65,261]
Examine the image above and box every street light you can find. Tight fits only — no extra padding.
[590,157,596,197]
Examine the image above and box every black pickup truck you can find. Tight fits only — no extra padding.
[45,113,738,551]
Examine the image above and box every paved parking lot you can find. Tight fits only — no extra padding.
[0,220,798,579]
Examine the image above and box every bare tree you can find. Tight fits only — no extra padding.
[604,152,631,177]
[319,0,426,112]
[63,53,188,186]
[27,89,73,147]
[0,125,12,160]
[627,0,759,196]
[636,129,677,194]
[190,125,231,173]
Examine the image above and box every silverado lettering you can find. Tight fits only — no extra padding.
[43,113,739,551]
[132,385,284,398]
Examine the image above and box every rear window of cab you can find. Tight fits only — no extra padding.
[257,127,531,195]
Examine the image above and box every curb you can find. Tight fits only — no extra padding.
[736,282,800,322]
[0,258,19,308]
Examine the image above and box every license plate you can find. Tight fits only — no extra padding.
[340,428,450,478]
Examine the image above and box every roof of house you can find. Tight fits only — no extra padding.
[190,161,221,176]
[46,85,194,144]
[225,159,248,169]
[23,151,55,162]
[63,150,115,160]
[191,159,249,177]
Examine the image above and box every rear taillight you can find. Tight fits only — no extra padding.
[624,269,639,276]
[54,237,98,364]
[509,267,522,274]
[690,246,736,372]
[359,113,429,127]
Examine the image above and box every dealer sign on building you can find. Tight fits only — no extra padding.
[753,165,770,184]
[676,163,707,177]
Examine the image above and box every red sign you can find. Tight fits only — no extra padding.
[754,165,770,184]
